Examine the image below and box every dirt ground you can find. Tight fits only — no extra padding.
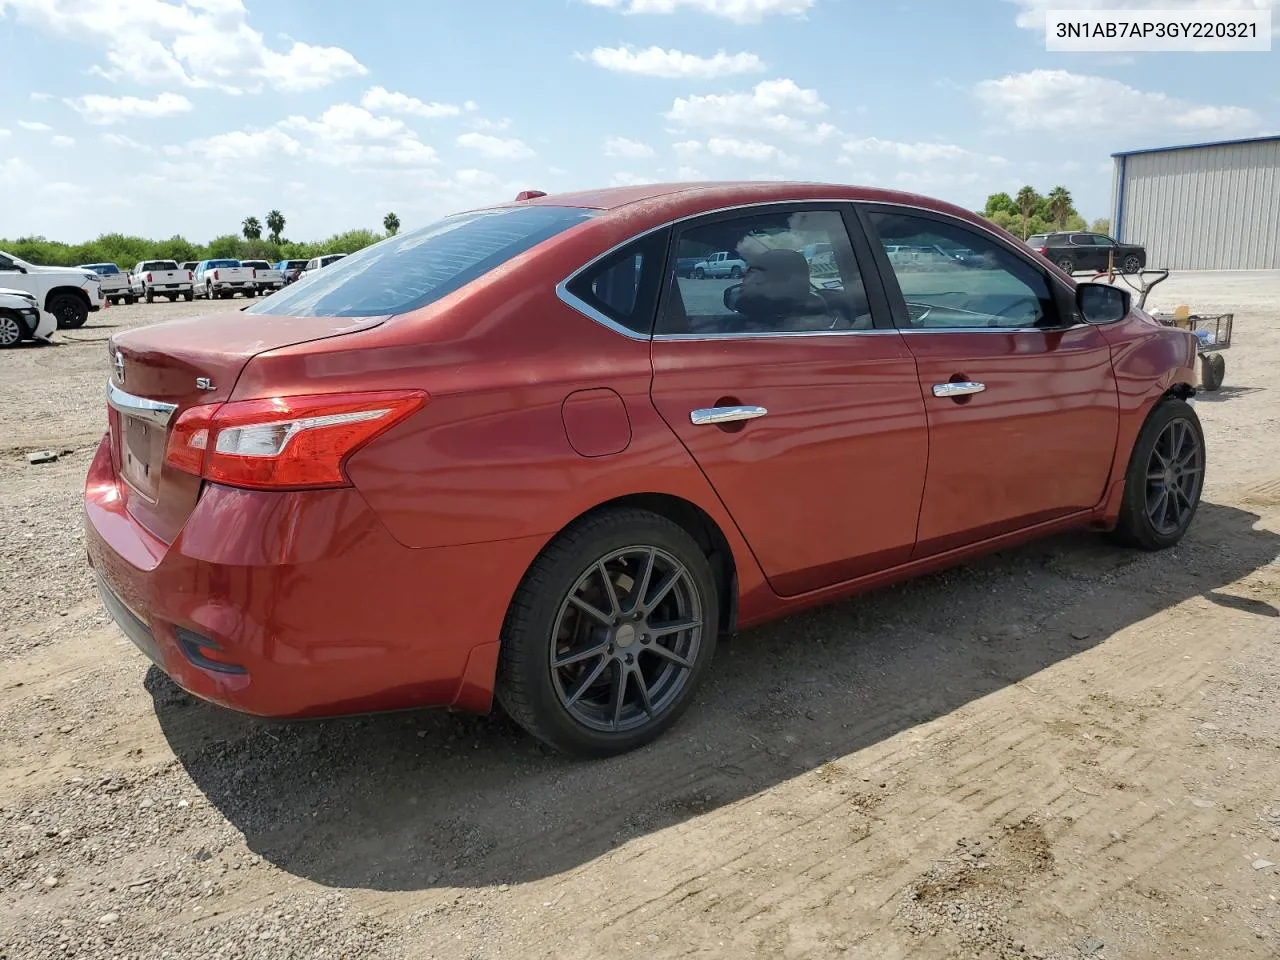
[2,274,1278,960]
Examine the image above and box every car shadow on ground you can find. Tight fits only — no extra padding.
[149,500,1279,892]
[1195,385,1264,403]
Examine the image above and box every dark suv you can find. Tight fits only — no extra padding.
[1027,231,1146,275]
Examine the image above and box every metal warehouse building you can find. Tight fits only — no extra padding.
[1110,134,1280,271]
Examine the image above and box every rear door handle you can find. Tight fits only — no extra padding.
[690,405,768,426]
[932,381,985,399]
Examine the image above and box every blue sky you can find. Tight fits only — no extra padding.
[1,0,1276,243]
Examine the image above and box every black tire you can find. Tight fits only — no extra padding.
[167,295,177,302]
[126,295,137,305]
[496,508,720,758]
[1109,397,1205,551]
[183,291,193,302]
[145,287,155,304]
[1122,254,1142,274]
[730,265,743,278]
[206,285,213,300]
[1056,257,1075,274]
[692,268,705,279]
[50,294,88,329]
[0,310,25,347]
[1199,353,1225,391]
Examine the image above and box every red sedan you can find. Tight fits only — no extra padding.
[85,182,1205,757]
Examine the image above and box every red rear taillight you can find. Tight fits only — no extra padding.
[164,391,427,490]
[187,271,193,281]
[145,272,153,282]
[1037,247,1048,256]
[252,269,257,278]
[213,269,220,281]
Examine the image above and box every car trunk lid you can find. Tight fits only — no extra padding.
[106,311,385,543]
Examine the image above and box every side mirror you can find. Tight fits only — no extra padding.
[722,282,743,312]
[1076,282,1129,324]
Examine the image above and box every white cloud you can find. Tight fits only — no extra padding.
[580,45,764,78]
[102,133,151,150]
[282,104,412,142]
[65,91,193,124]
[29,91,53,101]
[18,120,53,132]
[665,78,828,138]
[278,105,440,166]
[360,86,475,119]
[674,165,709,179]
[975,70,1260,133]
[1007,0,1280,34]
[0,128,9,137]
[469,117,512,132]
[1,0,366,93]
[604,136,655,158]
[705,136,798,165]
[51,135,75,147]
[610,171,651,186]
[841,137,1005,165]
[673,139,703,157]
[457,131,536,160]
[581,0,813,23]
[169,126,303,163]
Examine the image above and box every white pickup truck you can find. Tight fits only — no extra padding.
[0,248,103,328]
[691,251,747,279]
[131,260,194,302]
[80,263,135,305]
[240,260,284,295]
[194,259,258,299]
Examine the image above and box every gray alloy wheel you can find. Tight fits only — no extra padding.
[1056,256,1075,274]
[1122,254,1142,274]
[0,312,23,347]
[1110,397,1204,550]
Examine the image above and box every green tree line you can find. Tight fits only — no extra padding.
[979,185,1108,240]
[1,208,403,268]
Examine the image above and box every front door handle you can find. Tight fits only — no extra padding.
[690,405,768,426]
[932,381,985,399]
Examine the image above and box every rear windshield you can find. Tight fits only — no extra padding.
[141,261,178,271]
[81,263,120,275]
[247,205,597,318]
[242,261,270,269]
[206,259,240,269]
[1026,236,1048,246]
[285,260,308,269]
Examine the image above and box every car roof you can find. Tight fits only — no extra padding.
[508,180,988,226]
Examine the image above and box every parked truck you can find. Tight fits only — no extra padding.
[79,263,134,305]
[240,260,284,296]
[194,259,258,299]
[131,260,194,302]
[0,248,103,328]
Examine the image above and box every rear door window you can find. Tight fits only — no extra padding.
[250,205,597,318]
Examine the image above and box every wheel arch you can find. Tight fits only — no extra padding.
[547,492,740,637]
[42,285,90,313]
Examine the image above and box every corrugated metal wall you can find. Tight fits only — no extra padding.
[1113,138,1280,270]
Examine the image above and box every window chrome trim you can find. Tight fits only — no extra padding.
[555,195,1081,342]
[106,381,177,427]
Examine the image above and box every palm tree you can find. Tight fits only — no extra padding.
[1047,186,1073,230]
[241,216,262,241]
[1015,186,1037,240]
[265,210,285,244]
[383,212,400,236]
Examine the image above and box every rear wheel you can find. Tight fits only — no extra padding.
[1110,397,1204,550]
[0,311,24,347]
[730,265,743,278]
[1056,256,1075,274]
[145,287,155,304]
[167,294,177,302]
[1122,254,1142,274]
[50,294,88,329]
[692,267,705,279]
[497,508,719,757]
[183,291,193,302]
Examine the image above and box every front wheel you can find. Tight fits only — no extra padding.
[497,508,719,758]
[1109,397,1205,550]
[0,311,24,347]
[50,294,88,329]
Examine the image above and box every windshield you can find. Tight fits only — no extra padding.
[206,259,240,269]
[141,261,178,271]
[248,205,597,318]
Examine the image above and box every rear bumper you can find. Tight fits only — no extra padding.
[83,436,543,719]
